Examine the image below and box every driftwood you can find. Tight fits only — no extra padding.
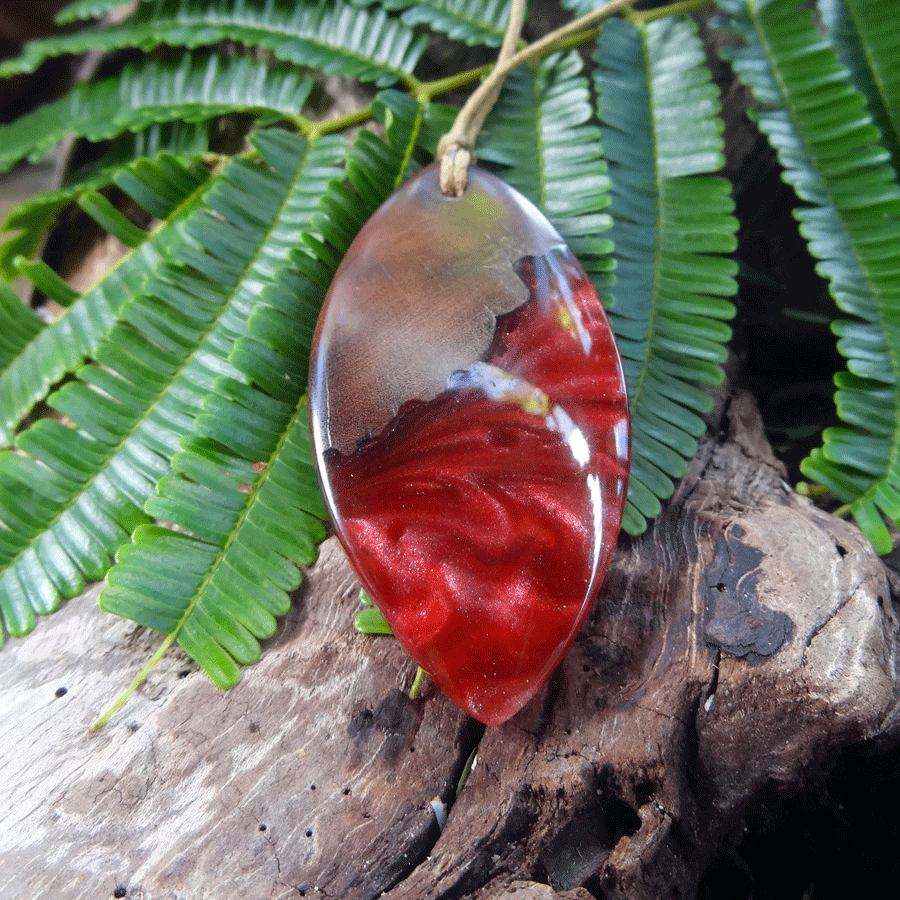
[1,386,898,899]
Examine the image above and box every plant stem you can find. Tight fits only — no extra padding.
[409,666,426,699]
[302,105,374,141]
[305,0,716,143]
[629,0,713,25]
[417,63,493,102]
[90,632,178,731]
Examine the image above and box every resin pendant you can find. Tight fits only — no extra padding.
[309,161,629,725]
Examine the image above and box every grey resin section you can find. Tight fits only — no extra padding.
[309,161,563,456]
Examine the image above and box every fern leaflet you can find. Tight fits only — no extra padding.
[0,284,45,373]
[96,99,428,685]
[364,0,510,46]
[485,51,614,288]
[820,0,900,173]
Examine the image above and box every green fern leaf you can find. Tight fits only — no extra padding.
[77,192,149,248]
[0,53,312,174]
[0,154,212,446]
[820,0,900,173]
[56,0,147,23]
[0,130,345,643]
[484,52,614,294]
[720,0,900,554]
[238,92,427,403]
[364,0,510,46]
[119,120,212,162]
[228,113,421,409]
[596,15,738,535]
[101,400,325,688]
[0,283,45,372]
[96,108,426,685]
[2,177,117,280]
[0,143,210,278]
[1,0,426,87]
[12,261,80,307]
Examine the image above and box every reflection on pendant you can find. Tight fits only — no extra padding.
[309,161,629,725]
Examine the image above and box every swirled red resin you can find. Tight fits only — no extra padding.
[309,162,629,725]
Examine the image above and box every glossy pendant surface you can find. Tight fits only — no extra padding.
[309,162,629,725]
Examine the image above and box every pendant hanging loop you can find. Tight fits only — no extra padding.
[435,0,637,198]
[436,0,527,197]
[438,144,472,197]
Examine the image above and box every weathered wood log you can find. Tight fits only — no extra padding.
[1,387,898,899]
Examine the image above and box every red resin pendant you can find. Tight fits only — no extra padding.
[309,161,629,725]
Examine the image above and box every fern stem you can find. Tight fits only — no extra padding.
[302,106,374,140]
[408,665,427,700]
[629,0,714,26]
[90,632,178,731]
[417,63,493,102]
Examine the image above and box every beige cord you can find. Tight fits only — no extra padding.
[438,0,527,196]
[437,0,636,197]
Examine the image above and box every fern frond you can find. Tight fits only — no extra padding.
[2,174,115,280]
[366,0,510,46]
[0,53,312,174]
[101,400,326,688]
[596,15,738,535]
[0,284,45,372]
[484,52,614,292]
[820,0,900,173]
[1,0,427,88]
[119,120,212,162]
[56,0,146,23]
[228,93,426,419]
[96,107,427,684]
[0,130,346,642]
[720,0,900,554]
[228,109,422,408]
[0,154,212,446]
[0,136,211,279]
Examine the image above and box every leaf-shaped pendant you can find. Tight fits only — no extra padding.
[309,162,629,725]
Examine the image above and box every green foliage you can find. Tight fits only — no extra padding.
[0,283,45,372]
[488,51,614,282]
[2,130,339,643]
[355,589,393,634]
[0,0,896,705]
[0,154,212,445]
[0,0,427,87]
[597,15,737,534]
[719,0,900,553]
[0,54,313,174]
[820,0,900,174]
[361,0,511,45]
[55,0,146,23]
